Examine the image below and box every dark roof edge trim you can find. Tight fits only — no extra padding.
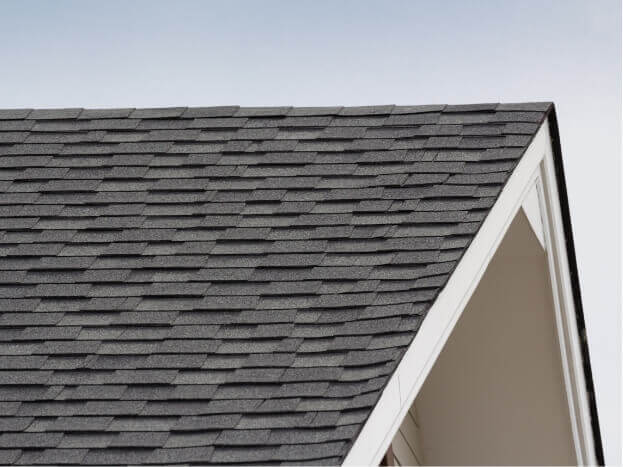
[546,105,605,466]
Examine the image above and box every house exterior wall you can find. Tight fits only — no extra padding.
[395,210,576,465]
[392,406,423,465]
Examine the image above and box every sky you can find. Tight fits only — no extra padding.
[0,0,620,463]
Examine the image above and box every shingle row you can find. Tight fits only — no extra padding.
[0,103,549,464]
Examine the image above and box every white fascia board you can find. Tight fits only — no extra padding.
[343,119,598,466]
[538,124,597,465]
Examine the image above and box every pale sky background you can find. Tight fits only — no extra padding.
[0,0,620,463]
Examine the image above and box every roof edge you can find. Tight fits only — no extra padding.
[343,109,604,465]
[0,102,554,120]
[545,105,605,465]
[344,120,553,465]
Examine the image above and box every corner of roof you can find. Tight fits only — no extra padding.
[536,100,605,466]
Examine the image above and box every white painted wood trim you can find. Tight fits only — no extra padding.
[342,119,598,466]
[538,123,597,465]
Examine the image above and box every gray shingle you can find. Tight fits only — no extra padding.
[79,108,133,119]
[238,412,315,429]
[0,371,52,385]
[0,103,546,465]
[343,348,401,366]
[27,108,82,119]
[342,317,401,336]
[49,416,113,431]
[148,446,215,464]
[211,446,277,463]
[216,429,270,445]
[25,448,88,465]
[392,104,445,114]
[110,431,169,447]
[78,401,145,415]
[82,448,154,465]
[0,432,63,448]
[0,109,32,119]
[492,111,545,123]
[496,102,551,111]
[445,103,498,112]
[164,431,219,448]
[0,451,21,465]
[287,106,342,116]
[182,106,239,118]
[107,416,177,432]
[58,433,115,449]
[174,414,242,430]
[236,106,291,117]
[203,399,260,414]
[439,112,493,124]
[0,418,33,432]
[129,107,186,119]
[276,441,346,460]
[386,113,440,125]
[281,367,342,382]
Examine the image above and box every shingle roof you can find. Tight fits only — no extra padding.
[0,103,551,465]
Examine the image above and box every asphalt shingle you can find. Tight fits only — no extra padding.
[0,103,550,465]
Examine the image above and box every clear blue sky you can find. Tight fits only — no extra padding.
[0,0,620,463]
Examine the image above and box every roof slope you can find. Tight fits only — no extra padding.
[0,103,551,465]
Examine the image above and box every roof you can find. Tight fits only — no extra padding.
[0,102,556,465]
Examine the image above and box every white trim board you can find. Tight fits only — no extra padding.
[538,127,597,465]
[342,119,598,466]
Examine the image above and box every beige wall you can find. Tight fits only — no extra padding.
[394,210,576,466]
[392,405,423,466]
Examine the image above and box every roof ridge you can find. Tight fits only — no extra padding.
[0,102,554,121]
